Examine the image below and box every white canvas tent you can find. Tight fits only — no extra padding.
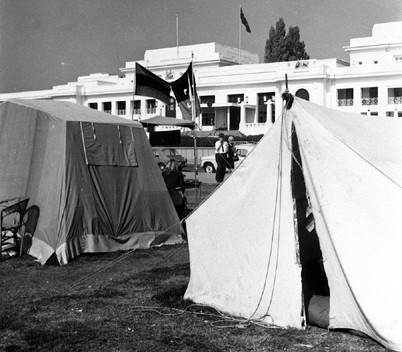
[184,96,402,351]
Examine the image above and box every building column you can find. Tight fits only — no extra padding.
[75,85,85,105]
[198,110,203,129]
[378,86,387,116]
[239,102,246,131]
[156,101,164,116]
[226,107,230,130]
[140,98,146,120]
[265,99,274,129]
[355,87,362,114]
[111,99,117,116]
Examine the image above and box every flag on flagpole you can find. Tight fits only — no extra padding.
[135,63,171,105]
[170,62,201,121]
[240,7,251,33]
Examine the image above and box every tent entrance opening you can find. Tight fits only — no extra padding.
[291,125,330,321]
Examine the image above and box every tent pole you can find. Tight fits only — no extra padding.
[190,56,199,205]
[193,131,198,204]
[285,73,288,91]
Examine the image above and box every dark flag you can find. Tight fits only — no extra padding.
[135,63,171,105]
[170,62,201,121]
[240,7,251,33]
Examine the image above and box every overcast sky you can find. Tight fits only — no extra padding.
[1,0,401,93]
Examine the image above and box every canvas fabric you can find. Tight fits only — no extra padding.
[0,99,183,265]
[292,98,402,350]
[185,117,304,327]
[185,97,402,351]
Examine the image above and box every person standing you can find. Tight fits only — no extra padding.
[162,159,186,218]
[226,135,238,173]
[215,133,228,183]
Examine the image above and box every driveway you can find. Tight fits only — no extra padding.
[182,164,225,184]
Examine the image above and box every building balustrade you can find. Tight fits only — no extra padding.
[104,110,112,114]
[361,98,378,105]
[387,97,402,104]
[117,109,126,115]
[338,99,354,106]
[245,122,266,128]
[147,108,156,114]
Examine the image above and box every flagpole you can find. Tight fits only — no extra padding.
[176,14,179,57]
[131,64,136,121]
[190,55,199,204]
[239,5,241,64]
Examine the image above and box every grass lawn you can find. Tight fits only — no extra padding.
[0,184,386,352]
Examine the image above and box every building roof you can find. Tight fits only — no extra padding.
[3,99,143,126]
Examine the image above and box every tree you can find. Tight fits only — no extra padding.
[264,18,309,63]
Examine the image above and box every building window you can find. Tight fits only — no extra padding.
[358,61,362,65]
[362,111,377,116]
[228,94,244,103]
[147,99,156,114]
[200,95,215,107]
[166,97,176,118]
[361,87,378,105]
[257,93,275,123]
[295,89,310,101]
[117,101,126,115]
[201,108,215,126]
[387,111,402,117]
[131,100,141,115]
[394,55,402,63]
[89,102,98,110]
[337,88,354,106]
[387,88,402,104]
[103,102,112,114]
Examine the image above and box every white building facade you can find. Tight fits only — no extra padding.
[1,22,402,135]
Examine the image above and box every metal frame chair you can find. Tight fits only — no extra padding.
[0,197,30,258]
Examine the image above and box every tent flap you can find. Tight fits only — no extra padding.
[81,122,138,166]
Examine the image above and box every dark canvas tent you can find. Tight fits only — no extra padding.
[140,115,196,130]
[0,99,183,264]
[184,97,402,351]
[141,115,196,147]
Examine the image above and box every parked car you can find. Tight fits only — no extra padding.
[200,143,256,173]
[152,147,187,171]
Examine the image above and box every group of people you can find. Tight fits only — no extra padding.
[214,133,238,183]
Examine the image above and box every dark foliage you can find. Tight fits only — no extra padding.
[264,18,309,63]
[177,135,263,148]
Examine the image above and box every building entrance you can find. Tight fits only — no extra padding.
[229,107,240,130]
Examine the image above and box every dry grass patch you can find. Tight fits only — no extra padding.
[0,183,386,351]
